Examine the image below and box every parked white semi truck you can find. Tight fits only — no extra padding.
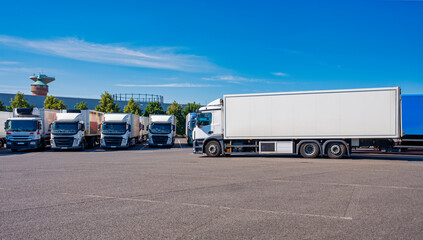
[50,110,104,150]
[139,116,149,142]
[148,115,176,147]
[100,113,140,149]
[4,108,58,152]
[0,111,13,148]
[193,87,402,159]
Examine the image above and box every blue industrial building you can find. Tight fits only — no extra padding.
[0,93,173,113]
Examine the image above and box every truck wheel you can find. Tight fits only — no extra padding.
[205,141,221,157]
[81,140,86,151]
[300,142,319,158]
[327,142,346,159]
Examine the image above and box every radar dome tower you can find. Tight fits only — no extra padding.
[30,74,55,96]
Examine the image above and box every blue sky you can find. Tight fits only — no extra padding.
[0,0,422,105]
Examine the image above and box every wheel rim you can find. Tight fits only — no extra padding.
[208,145,217,154]
[330,145,341,155]
[304,145,315,155]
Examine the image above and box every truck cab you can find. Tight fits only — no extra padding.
[148,115,175,147]
[193,99,222,153]
[51,112,86,150]
[5,108,58,151]
[100,113,139,149]
[185,112,197,146]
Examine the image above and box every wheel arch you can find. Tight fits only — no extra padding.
[322,140,350,156]
[296,140,322,156]
[202,135,224,155]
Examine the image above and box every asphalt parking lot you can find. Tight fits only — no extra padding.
[1,138,423,239]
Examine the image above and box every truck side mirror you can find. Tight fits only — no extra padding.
[127,124,131,131]
[80,123,85,131]
[98,124,102,131]
[38,122,42,130]
[4,120,8,130]
[49,123,52,131]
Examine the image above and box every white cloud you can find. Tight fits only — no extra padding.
[201,75,260,83]
[272,72,288,77]
[0,35,216,72]
[0,61,20,65]
[0,67,46,74]
[116,83,216,88]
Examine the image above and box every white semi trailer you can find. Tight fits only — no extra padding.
[0,111,13,148]
[193,87,402,159]
[100,113,140,149]
[5,108,58,152]
[148,115,176,147]
[50,110,104,150]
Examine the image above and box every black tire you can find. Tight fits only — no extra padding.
[205,140,221,157]
[11,149,18,152]
[40,140,46,150]
[327,142,346,159]
[300,142,320,158]
[80,140,86,151]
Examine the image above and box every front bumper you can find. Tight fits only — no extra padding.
[7,140,40,150]
[193,139,203,154]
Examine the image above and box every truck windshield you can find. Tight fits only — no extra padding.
[5,120,37,131]
[52,122,78,133]
[102,122,126,134]
[150,123,171,134]
[197,113,212,128]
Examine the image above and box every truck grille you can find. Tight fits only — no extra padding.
[104,137,122,146]
[54,137,74,147]
[152,136,168,145]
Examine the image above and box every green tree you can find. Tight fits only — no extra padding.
[95,92,121,113]
[167,101,185,135]
[74,101,88,110]
[0,100,7,111]
[123,98,142,115]
[183,102,202,116]
[9,92,34,111]
[44,96,67,110]
[143,101,164,116]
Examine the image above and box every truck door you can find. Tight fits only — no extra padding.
[193,112,212,140]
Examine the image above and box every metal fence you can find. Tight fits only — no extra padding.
[112,93,164,103]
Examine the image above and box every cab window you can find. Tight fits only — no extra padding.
[197,113,212,128]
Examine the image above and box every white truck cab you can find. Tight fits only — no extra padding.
[148,115,175,147]
[100,113,140,149]
[50,110,103,150]
[5,108,58,152]
[193,99,222,151]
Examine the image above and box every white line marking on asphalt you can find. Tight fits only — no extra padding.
[60,192,352,220]
[177,139,182,148]
[270,179,423,190]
